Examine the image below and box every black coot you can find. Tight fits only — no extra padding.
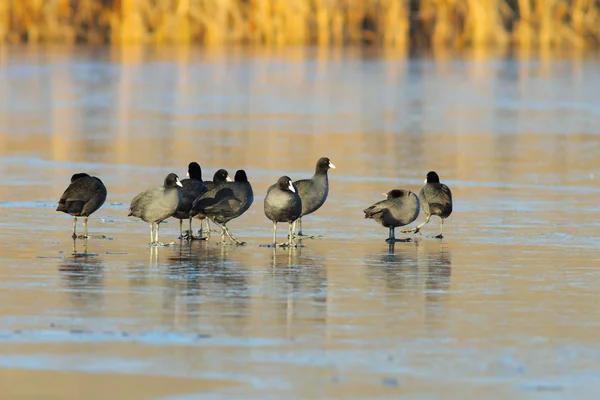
[264,176,302,247]
[190,170,253,245]
[56,173,107,239]
[410,171,453,238]
[363,189,420,243]
[128,173,183,245]
[293,157,335,237]
[193,169,232,234]
[172,162,207,240]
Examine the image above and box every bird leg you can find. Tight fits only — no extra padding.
[179,219,185,240]
[386,226,411,243]
[153,222,173,246]
[83,216,88,238]
[282,222,298,247]
[211,221,229,245]
[294,217,318,239]
[71,216,77,239]
[434,219,444,239]
[403,214,431,235]
[272,222,278,247]
[386,227,395,243]
[224,225,246,246]
[149,223,155,245]
[188,217,205,240]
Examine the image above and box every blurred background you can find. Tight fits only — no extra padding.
[1,0,599,48]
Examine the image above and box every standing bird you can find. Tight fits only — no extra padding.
[56,173,107,239]
[190,170,253,245]
[264,176,302,247]
[172,162,208,240]
[363,189,420,243]
[293,157,335,237]
[194,169,232,235]
[408,171,453,238]
[128,173,183,246]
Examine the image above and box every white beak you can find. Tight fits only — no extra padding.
[424,178,427,184]
[226,175,234,182]
[288,182,296,193]
[329,162,336,169]
[176,178,183,187]
[382,193,387,197]
[186,172,190,178]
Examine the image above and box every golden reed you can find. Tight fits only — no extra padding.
[0,0,598,47]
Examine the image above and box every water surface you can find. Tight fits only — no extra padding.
[1,46,600,399]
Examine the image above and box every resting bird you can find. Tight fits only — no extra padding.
[190,170,253,245]
[293,157,335,237]
[56,173,107,239]
[408,171,453,239]
[128,173,183,246]
[194,169,232,235]
[172,162,207,240]
[264,176,302,247]
[363,189,420,243]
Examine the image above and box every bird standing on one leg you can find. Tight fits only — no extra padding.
[56,173,107,239]
[407,171,453,239]
[363,189,420,243]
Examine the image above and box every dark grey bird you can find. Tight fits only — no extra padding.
[193,169,232,235]
[172,162,208,240]
[128,173,183,245]
[293,157,335,237]
[409,171,453,238]
[190,170,253,245]
[56,173,107,239]
[264,176,302,247]
[363,189,420,243]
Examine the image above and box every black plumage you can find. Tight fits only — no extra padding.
[363,189,420,243]
[265,176,302,247]
[56,173,107,238]
[293,157,335,237]
[190,170,253,245]
[172,162,208,240]
[413,171,453,238]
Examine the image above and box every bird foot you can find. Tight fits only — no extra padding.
[180,231,207,241]
[150,241,175,247]
[386,238,412,243]
[433,234,444,239]
[295,233,319,239]
[280,241,303,248]
[76,234,106,240]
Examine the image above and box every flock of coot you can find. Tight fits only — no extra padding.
[56,157,452,247]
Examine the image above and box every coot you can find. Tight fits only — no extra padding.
[409,171,453,239]
[56,173,107,239]
[172,162,207,240]
[363,189,420,243]
[293,157,335,237]
[190,170,253,245]
[264,176,302,247]
[128,173,182,245]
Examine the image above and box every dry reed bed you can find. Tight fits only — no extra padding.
[0,0,598,47]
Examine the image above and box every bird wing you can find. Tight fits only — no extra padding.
[59,177,103,203]
[363,200,388,219]
[192,187,236,215]
[293,179,313,198]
